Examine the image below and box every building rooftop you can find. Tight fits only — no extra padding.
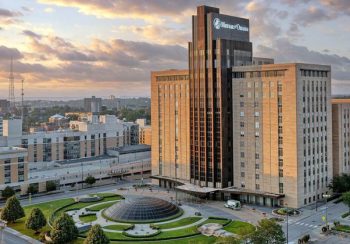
[0,146,27,154]
[111,144,151,154]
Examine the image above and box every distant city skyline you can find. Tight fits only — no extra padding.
[0,0,349,98]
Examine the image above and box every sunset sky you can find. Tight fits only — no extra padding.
[0,0,349,99]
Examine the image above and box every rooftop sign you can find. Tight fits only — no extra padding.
[213,18,249,32]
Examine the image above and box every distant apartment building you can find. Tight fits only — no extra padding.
[136,119,152,145]
[84,96,102,113]
[0,99,9,114]
[332,98,350,176]
[230,63,332,207]
[151,70,190,183]
[0,147,28,192]
[1,115,138,167]
[252,57,274,65]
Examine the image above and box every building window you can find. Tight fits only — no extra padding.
[241,172,245,177]
[279,183,284,193]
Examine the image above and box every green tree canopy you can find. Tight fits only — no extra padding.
[85,176,96,186]
[50,213,78,244]
[2,186,15,199]
[329,174,350,193]
[46,181,57,192]
[0,196,25,223]
[343,191,350,212]
[25,208,47,233]
[84,224,109,244]
[249,219,285,244]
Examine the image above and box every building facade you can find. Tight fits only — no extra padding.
[189,6,252,188]
[84,96,102,113]
[0,147,28,185]
[151,70,190,182]
[332,98,350,176]
[1,115,137,168]
[230,63,332,207]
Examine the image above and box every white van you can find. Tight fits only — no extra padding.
[224,200,241,210]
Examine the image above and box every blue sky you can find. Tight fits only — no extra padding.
[0,0,349,99]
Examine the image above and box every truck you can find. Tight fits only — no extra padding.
[224,200,241,210]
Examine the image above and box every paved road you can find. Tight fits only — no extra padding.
[282,201,348,243]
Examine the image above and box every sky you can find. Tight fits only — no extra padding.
[0,0,349,99]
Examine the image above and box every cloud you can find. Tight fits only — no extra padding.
[320,0,350,16]
[0,46,23,60]
[23,30,42,39]
[37,0,196,21]
[256,38,350,81]
[294,6,333,26]
[44,7,55,13]
[0,8,22,24]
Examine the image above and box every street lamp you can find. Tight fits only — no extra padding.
[323,194,331,229]
[285,203,289,244]
[0,220,7,244]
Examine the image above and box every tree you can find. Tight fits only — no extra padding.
[249,219,285,244]
[84,224,109,244]
[343,191,350,212]
[2,186,15,199]
[46,181,57,192]
[27,184,38,195]
[0,196,25,223]
[85,176,96,186]
[50,213,78,244]
[25,208,47,234]
[329,174,350,193]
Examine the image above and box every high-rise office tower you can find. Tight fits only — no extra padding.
[189,6,252,188]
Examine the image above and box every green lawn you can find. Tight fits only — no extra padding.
[87,201,117,211]
[8,198,75,240]
[102,225,200,241]
[156,217,202,229]
[335,224,350,233]
[79,214,97,223]
[200,218,231,226]
[9,193,122,241]
[104,224,132,231]
[223,220,255,236]
[52,195,122,222]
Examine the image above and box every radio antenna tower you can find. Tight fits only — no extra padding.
[21,79,24,119]
[8,57,15,110]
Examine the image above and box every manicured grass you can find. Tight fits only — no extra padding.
[200,218,231,226]
[9,198,75,240]
[87,201,117,211]
[104,224,132,231]
[79,213,97,223]
[223,220,255,236]
[94,225,200,241]
[156,217,202,229]
[52,194,122,222]
[335,224,350,233]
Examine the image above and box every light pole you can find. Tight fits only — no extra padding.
[323,194,331,229]
[285,203,289,244]
[0,220,7,244]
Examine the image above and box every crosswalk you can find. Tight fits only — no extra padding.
[292,221,319,228]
